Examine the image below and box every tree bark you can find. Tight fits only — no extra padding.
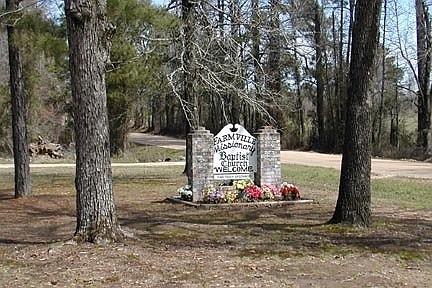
[415,0,431,151]
[65,0,122,243]
[251,0,262,129]
[376,0,387,153]
[229,0,241,124]
[182,0,198,129]
[313,1,325,149]
[107,93,128,156]
[266,0,285,127]
[390,69,399,147]
[6,0,31,198]
[330,0,382,227]
[181,0,197,175]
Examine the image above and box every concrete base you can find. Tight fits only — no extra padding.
[167,196,314,209]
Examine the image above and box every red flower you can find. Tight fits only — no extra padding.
[280,183,301,200]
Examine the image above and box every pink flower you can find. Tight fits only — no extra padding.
[244,185,263,200]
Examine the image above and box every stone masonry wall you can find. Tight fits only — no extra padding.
[255,126,281,187]
[187,127,214,202]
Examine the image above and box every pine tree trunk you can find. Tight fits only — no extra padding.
[182,0,198,129]
[182,0,198,175]
[107,94,128,156]
[266,0,285,127]
[7,0,31,198]
[376,0,387,153]
[65,0,122,243]
[390,75,399,147]
[415,0,431,151]
[229,0,241,124]
[251,0,262,129]
[313,1,325,149]
[330,0,382,227]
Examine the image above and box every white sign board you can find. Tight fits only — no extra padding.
[213,124,257,180]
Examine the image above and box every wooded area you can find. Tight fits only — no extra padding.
[0,0,431,159]
[1,0,432,237]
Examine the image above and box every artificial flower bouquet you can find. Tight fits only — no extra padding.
[178,179,302,204]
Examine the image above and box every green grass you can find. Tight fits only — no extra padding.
[282,164,340,192]
[2,163,430,210]
[283,164,432,209]
[372,177,432,209]
[114,144,185,163]
[1,162,431,278]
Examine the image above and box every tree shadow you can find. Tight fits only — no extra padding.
[116,201,432,256]
[0,194,75,244]
[0,238,58,245]
[0,189,14,201]
[1,187,431,259]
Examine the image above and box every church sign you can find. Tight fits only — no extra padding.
[213,124,257,180]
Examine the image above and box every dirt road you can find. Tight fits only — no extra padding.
[1,133,430,179]
[128,133,432,179]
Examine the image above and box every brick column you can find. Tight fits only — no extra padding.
[255,126,281,187]
[187,127,214,202]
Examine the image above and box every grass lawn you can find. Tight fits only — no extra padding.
[0,162,431,287]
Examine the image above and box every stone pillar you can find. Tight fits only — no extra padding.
[187,127,214,202]
[255,126,281,187]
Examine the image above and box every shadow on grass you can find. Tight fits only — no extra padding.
[1,189,431,261]
[0,189,14,201]
[0,238,58,245]
[117,202,432,259]
[0,193,75,243]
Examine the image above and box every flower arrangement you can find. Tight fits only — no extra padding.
[203,185,225,203]
[261,184,279,200]
[279,182,301,200]
[177,179,302,204]
[243,185,263,201]
[177,185,192,201]
[224,188,238,203]
[233,178,254,190]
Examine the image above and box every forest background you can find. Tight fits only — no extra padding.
[0,0,431,160]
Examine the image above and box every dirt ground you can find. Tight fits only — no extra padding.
[0,167,431,288]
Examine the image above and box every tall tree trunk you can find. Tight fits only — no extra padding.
[6,0,31,198]
[65,0,122,243]
[182,0,197,175]
[107,94,128,156]
[390,65,399,147]
[330,11,338,149]
[217,0,224,36]
[346,0,355,64]
[293,37,304,146]
[166,96,175,134]
[266,0,284,127]
[415,0,431,151]
[377,0,387,153]
[229,0,240,124]
[251,0,263,129]
[182,0,198,129]
[152,89,164,134]
[330,0,382,227]
[335,0,346,151]
[313,1,325,149]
